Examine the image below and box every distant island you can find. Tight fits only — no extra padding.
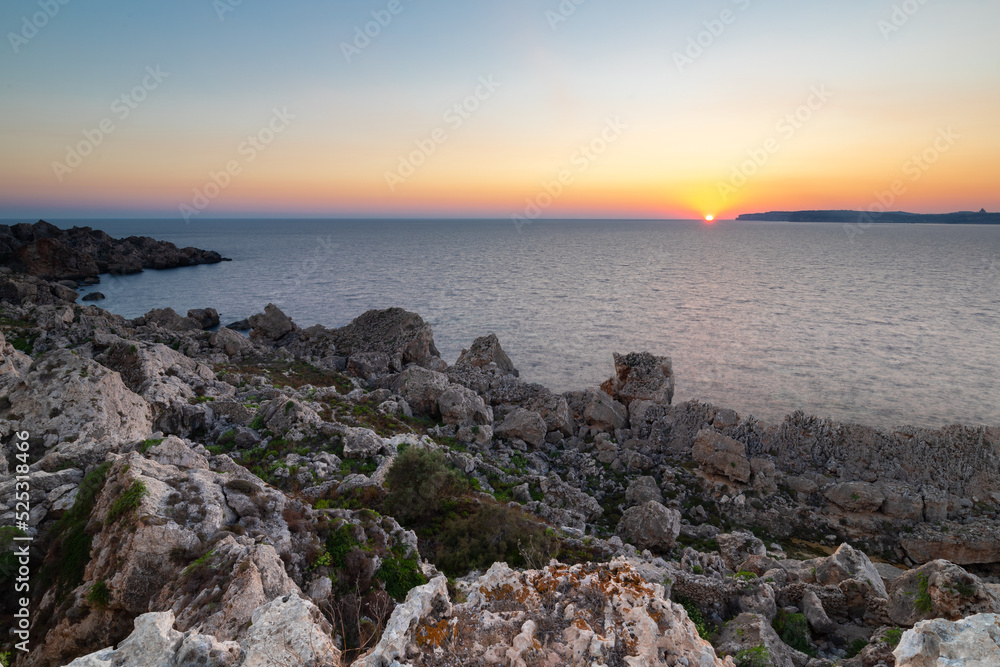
[737,209,1000,224]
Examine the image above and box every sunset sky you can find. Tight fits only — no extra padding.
[1,0,998,220]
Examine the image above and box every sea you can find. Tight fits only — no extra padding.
[46,218,1000,430]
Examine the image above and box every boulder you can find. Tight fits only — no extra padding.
[3,350,152,466]
[601,351,674,406]
[888,560,1000,627]
[615,501,681,552]
[332,307,441,370]
[823,482,885,513]
[186,307,220,329]
[539,475,603,522]
[815,543,888,599]
[388,366,450,417]
[360,560,729,666]
[582,389,628,432]
[437,385,493,427]
[625,476,664,507]
[692,429,751,483]
[240,593,340,667]
[81,291,105,301]
[802,590,837,635]
[455,333,518,376]
[136,307,202,332]
[894,613,1000,666]
[716,531,766,571]
[715,613,810,667]
[248,303,296,342]
[342,427,385,459]
[494,408,547,447]
[210,328,249,356]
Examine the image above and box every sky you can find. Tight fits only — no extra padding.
[0,0,998,220]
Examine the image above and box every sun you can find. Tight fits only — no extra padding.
[704,214,715,223]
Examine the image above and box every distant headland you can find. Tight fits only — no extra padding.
[737,209,1000,224]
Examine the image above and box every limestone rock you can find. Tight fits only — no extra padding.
[888,559,1000,627]
[437,384,492,427]
[802,590,838,635]
[601,351,674,406]
[824,482,885,513]
[816,543,888,599]
[362,560,732,666]
[494,408,546,447]
[342,427,385,459]
[715,612,810,667]
[582,388,628,432]
[210,328,249,356]
[894,613,1000,666]
[332,307,441,371]
[186,307,220,329]
[717,531,766,571]
[4,350,152,466]
[455,332,518,376]
[692,429,751,483]
[248,303,296,342]
[136,307,202,332]
[625,475,664,507]
[615,500,681,552]
[387,365,449,417]
[240,593,340,667]
[540,474,603,522]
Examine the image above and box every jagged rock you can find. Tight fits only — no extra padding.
[750,457,779,494]
[824,482,885,513]
[816,543,888,599]
[258,395,321,433]
[332,307,441,372]
[0,329,32,392]
[240,593,340,667]
[136,307,202,332]
[615,500,681,551]
[802,590,838,635]
[882,485,924,521]
[145,436,210,470]
[186,307,220,330]
[384,365,448,417]
[455,332,518,376]
[715,612,811,667]
[4,350,152,466]
[894,613,1000,666]
[494,408,546,447]
[888,560,1000,627]
[209,328,249,356]
[99,341,232,437]
[625,475,664,507]
[900,523,1000,565]
[361,560,732,666]
[601,351,674,406]
[81,291,105,301]
[540,474,603,522]
[692,429,751,483]
[717,531,766,571]
[437,384,493,427]
[248,303,296,342]
[582,388,628,432]
[342,427,385,459]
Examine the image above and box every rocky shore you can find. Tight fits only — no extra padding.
[1,237,999,666]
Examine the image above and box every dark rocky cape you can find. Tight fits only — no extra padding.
[0,220,229,281]
[736,209,1000,224]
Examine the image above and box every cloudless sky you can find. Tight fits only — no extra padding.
[1,0,997,219]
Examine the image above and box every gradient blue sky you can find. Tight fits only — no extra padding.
[1,0,998,219]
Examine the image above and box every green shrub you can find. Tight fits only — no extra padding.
[915,573,932,613]
[86,580,111,608]
[138,438,164,454]
[734,645,770,667]
[845,637,868,658]
[249,414,266,430]
[325,524,360,569]
[772,609,815,656]
[106,480,148,524]
[42,462,111,594]
[885,626,904,648]
[384,448,467,523]
[376,553,427,601]
[674,595,710,640]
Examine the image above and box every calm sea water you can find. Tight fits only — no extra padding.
[47,219,1000,429]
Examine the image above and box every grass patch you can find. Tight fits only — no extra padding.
[771,609,815,657]
[376,551,427,601]
[885,626,904,648]
[86,580,111,608]
[674,594,710,640]
[138,438,164,454]
[915,573,932,613]
[733,645,770,667]
[106,480,148,524]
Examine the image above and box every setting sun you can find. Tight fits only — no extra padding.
[704,215,715,223]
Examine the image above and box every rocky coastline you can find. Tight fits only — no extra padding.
[1,228,998,666]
